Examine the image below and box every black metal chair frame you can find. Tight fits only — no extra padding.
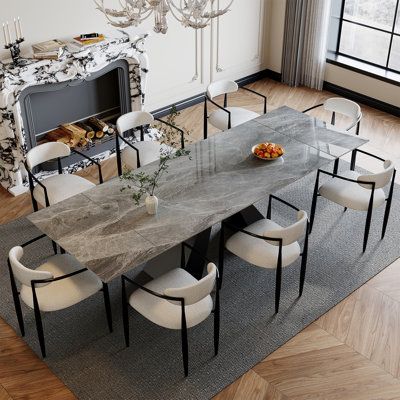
[203,86,267,139]
[309,149,396,253]
[303,102,361,135]
[303,102,362,174]
[121,242,220,377]
[25,148,103,212]
[7,234,112,358]
[115,116,185,176]
[219,195,309,314]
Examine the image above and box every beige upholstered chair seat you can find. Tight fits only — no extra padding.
[129,268,213,330]
[20,254,102,312]
[121,141,174,170]
[33,174,95,207]
[208,107,259,131]
[319,170,386,211]
[226,218,301,269]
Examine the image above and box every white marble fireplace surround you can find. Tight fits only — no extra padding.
[0,34,149,196]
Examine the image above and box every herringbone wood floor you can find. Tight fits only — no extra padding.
[1,78,400,399]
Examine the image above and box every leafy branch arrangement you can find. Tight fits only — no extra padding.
[120,147,191,205]
[154,105,193,148]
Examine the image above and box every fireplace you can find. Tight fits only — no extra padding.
[19,59,131,170]
[0,34,148,195]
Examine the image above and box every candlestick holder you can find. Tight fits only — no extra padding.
[5,37,26,67]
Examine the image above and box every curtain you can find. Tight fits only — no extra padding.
[281,0,331,90]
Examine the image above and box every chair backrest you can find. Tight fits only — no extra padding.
[324,97,362,129]
[358,160,395,190]
[26,142,70,171]
[164,263,217,306]
[264,210,308,246]
[207,80,238,99]
[8,246,53,287]
[116,111,154,135]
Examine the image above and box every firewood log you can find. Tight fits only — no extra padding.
[95,130,105,139]
[60,124,86,139]
[76,122,95,139]
[107,122,116,135]
[45,128,72,142]
[88,117,109,132]
[79,138,89,147]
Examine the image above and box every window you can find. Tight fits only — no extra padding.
[337,0,400,72]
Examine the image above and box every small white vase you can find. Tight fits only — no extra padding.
[145,195,158,215]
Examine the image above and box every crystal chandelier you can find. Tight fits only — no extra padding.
[94,0,233,34]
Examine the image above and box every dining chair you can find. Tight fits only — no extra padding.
[115,110,185,176]
[121,242,219,377]
[8,234,112,358]
[303,97,362,135]
[303,98,363,173]
[310,149,396,252]
[203,79,267,139]
[25,141,103,211]
[219,195,309,314]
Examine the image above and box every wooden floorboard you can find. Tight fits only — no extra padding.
[1,78,400,399]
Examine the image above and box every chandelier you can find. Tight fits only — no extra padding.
[94,0,233,34]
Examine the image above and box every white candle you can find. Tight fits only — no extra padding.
[14,18,19,40]
[17,17,23,39]
[2,23,7,45]
[6,21,11,44]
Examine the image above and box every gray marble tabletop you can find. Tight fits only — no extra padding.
[28,107,368,282]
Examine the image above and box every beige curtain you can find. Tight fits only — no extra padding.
[282,0,331,90]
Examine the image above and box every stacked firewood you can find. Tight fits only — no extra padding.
[45,117,116,148]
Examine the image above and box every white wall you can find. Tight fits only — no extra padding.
[264,0,286,73]
[0,0,268,111]
[325,64,400,108]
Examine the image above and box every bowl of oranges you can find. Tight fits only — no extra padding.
[252,142,285,161]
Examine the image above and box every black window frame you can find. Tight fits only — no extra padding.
[336,0,400,73]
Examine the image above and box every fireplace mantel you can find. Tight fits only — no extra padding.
[0,34,148,195]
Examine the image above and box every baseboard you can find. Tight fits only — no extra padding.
[151,69,281,118]
[151,70,399,119]
[323,81,400,118]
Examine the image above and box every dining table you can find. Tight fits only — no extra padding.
[28,106,368,282]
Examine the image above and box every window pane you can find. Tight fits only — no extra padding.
[395,6,400,34]
[344,0,397,31]
[388,36,400,71]
[339,21,391,66]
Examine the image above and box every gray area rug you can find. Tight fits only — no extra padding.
[1,162,400,400]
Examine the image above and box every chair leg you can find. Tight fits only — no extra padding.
[299,260,307,298]
[382,171,396,239]
[203,99,208,140]
[381,200,392,240]
[31,196,39,212]
[8,265,25,336]
[102,283,113,333]
[333,159,339,175]
[122,280,130,347]
[275,265,282,314]
[363,206,373,253]
[299,233,309,297]
[116,136,123,177]
[218,224,225,290]
[181,319,189,377]
[309,177,319,233]
[33,303,46,358]
[213,289,220,356]
[350,150,357,171]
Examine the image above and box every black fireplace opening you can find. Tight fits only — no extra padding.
[20,59,131,170]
